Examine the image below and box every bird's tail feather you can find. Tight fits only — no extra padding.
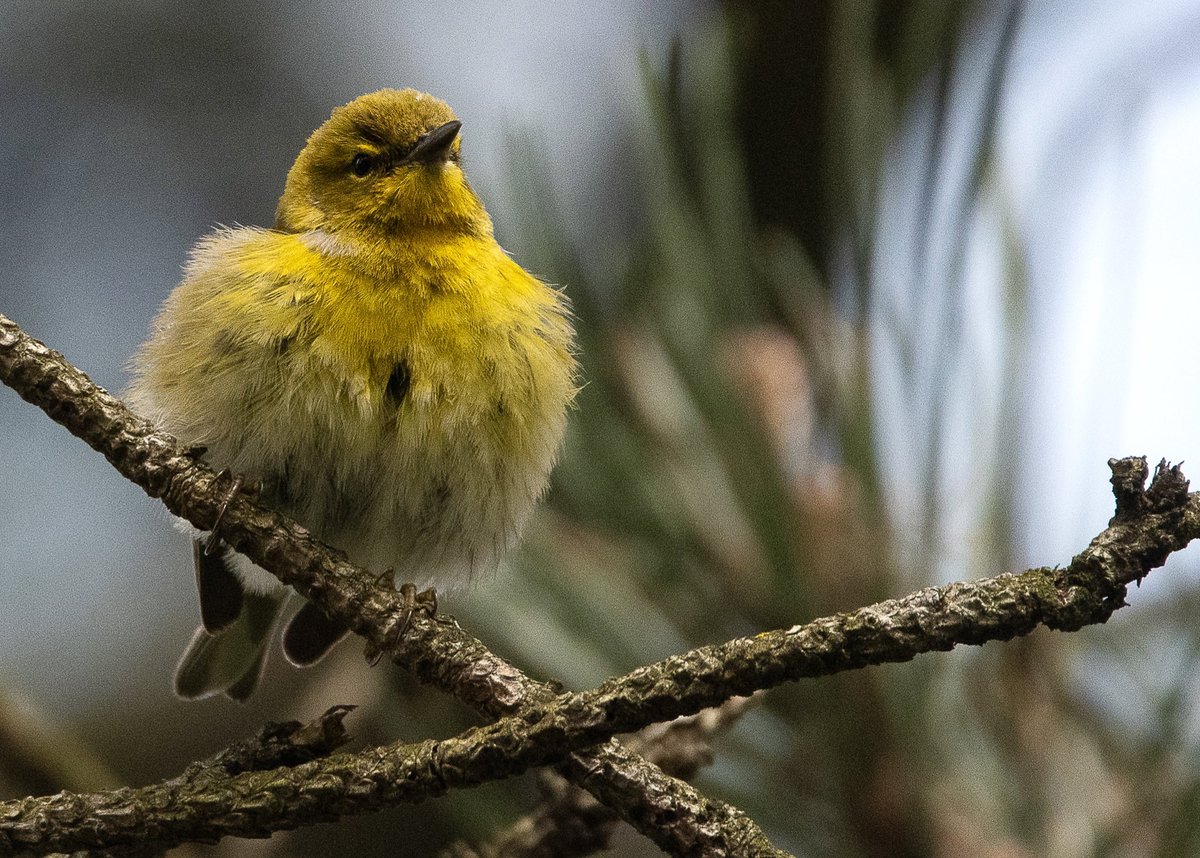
[174,591,285,702]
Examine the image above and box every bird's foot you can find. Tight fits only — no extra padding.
[398,582,439,631]
[371,566,396,588]
[203,469,260,556]
[364,581,438,666]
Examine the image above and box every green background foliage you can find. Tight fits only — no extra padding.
[3,2,1200,855]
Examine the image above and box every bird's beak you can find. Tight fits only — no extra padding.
[403,120,462,165]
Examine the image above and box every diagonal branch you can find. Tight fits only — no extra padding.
[4,315,1198,855]
[1,454,1193,854]
[441,698,760,858]
[0,313,788,857]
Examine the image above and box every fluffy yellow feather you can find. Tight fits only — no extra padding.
[128,89,576,700]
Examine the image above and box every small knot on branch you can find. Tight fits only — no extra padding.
[1108,456,1150,523]
[1147,458,1190,512]
[185,705,357,781]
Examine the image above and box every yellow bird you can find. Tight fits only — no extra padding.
[129,89,577,700]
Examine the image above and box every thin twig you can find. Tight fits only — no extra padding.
[180,704,356,781]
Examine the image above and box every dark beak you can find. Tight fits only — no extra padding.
[403,120,461,165]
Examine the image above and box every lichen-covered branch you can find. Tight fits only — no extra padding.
[444,697,758,858]
[0,706,349,855]
[1,683,770,855]
[555,459,1196,731]
[4,450,1192,855]
[0,314,787,857]
[4,315,1198,855]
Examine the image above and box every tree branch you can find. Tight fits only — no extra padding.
[4,450,1192,854]
[4,314,1197,856]
[0,688,770,855]
[0,314,787,856]
[441,698,759,858]
[1,449,1193,856]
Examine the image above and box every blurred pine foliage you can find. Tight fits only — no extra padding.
[6,3,1200,856]
[457,3,1200,857]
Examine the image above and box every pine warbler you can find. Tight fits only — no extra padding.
[129,89,577,700]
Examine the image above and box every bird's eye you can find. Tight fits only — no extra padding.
[351,153,373,177]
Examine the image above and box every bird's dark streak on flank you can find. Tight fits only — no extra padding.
[386,360,412,405]
[257,454,298,510]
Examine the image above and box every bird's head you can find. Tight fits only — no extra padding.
[275,89,490,238]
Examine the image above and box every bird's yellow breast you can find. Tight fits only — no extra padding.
[130,226,575,587]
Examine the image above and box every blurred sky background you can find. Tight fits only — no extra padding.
[872,0,1200,584]
[4,1,1200,856]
